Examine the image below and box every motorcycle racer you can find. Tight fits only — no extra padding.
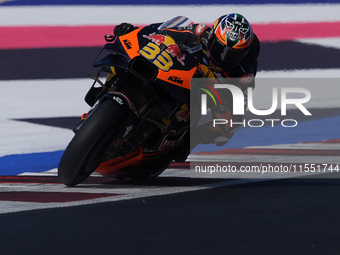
[112,13,260,160]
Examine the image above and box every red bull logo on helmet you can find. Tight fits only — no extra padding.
[143,33,186,65]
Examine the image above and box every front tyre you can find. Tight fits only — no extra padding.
[58,99,127,186]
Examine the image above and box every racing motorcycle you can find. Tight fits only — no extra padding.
[58,17,201,186]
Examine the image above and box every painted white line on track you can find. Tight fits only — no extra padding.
[296,37,340,50]
[0,174,269,215]
[0,4,340,26]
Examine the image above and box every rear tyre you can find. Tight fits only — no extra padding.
[58,99,126,186]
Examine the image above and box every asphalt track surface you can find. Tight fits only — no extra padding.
[2,54,340,253]
[2,41,340,80]
[2,176,340,255]
[1,3,340,255]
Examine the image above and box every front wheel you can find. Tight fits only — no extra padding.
[58,99,127,186]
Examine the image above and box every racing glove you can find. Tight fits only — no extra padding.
[113,23,135,36]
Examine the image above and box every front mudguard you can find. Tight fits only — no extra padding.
[101,91,141,158]
[74,90,139,134]
[104,91,139,118]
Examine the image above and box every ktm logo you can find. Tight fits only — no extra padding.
[168,75,183,85]
[123,39,132,49]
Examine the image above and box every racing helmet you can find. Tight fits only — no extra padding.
[207,13,254,70]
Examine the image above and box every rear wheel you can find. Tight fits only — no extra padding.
[58,99,127,186]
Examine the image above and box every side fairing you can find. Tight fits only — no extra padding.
[119,25,199,90]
